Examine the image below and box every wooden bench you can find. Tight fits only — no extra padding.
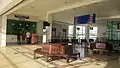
[34,43,80,63]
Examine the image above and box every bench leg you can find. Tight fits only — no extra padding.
[45,54,49,62]
[78,53,81,60]
[34,52,36,59]
[66,55,70,63]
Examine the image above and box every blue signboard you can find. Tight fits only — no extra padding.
[74,14,96,24]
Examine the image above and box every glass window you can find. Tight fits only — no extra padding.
[89,26,98,40]
[68,25,74,37]
[76,26,85,39]
[68,25,97,40]
[68,25,85,39]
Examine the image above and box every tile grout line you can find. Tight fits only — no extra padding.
[22,46,93,68]
[0,49,18,68]
[8,46,53,68]
[20,46,60,68]
[20,46,75,68]
[20,46,61,67]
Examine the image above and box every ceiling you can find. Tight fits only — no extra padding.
[12,0,106,20]
[0,0,12,11]
[13,0,84,16]
[6,0,120,22]
[52,0,120,23]
[0,0,24,15]
[0,0,12,14]
[74,0,120,18]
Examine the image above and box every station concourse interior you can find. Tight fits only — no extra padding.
[0,0,120,68]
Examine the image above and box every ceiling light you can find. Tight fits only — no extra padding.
[12,23,14,26]
[43,29,46,32]
[64,0,68,4]
[19,24,22,26]
[28,6,34,9]
[64,1,68,4]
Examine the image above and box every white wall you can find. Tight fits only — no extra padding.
[52,22,68,37]
[6,35,17,44]
[53,10,75,24]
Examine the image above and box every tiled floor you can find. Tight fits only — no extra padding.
[0,45,119,68]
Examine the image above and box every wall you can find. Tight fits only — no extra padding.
[52,22,68,38]
[6,35,17,44]
[7,19,37,34]
[52,10,75,24]
[7,13,44,43]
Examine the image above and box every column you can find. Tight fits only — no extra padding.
[36,21,43,43]
[80,24,89,59]
[85,24,89,43]
[73,24,76,39]
[0,15,7,47]
[73,17,77,40]
[46,14,52,43]
[72,19,77,54]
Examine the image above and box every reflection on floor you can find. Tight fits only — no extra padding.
[0,45,119,68]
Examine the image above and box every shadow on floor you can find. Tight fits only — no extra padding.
[103,52,120,68]
[104,60,120,68]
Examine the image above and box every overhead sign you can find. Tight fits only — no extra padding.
[74,14,96,24]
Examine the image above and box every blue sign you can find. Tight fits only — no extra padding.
[74,14,96,24]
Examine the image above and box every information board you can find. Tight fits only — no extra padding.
[74,14,96,24]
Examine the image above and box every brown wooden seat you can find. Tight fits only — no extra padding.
[34,43,80,63]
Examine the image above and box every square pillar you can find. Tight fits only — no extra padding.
[37,21,43,43]
[0,15,7,47]
[85,25,90,43]
[46,14,52,43]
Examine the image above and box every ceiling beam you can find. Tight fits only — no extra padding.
[97,15,120,20]
[0,0,24,15]
[0,0,35,15]
[53,20,73,25]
